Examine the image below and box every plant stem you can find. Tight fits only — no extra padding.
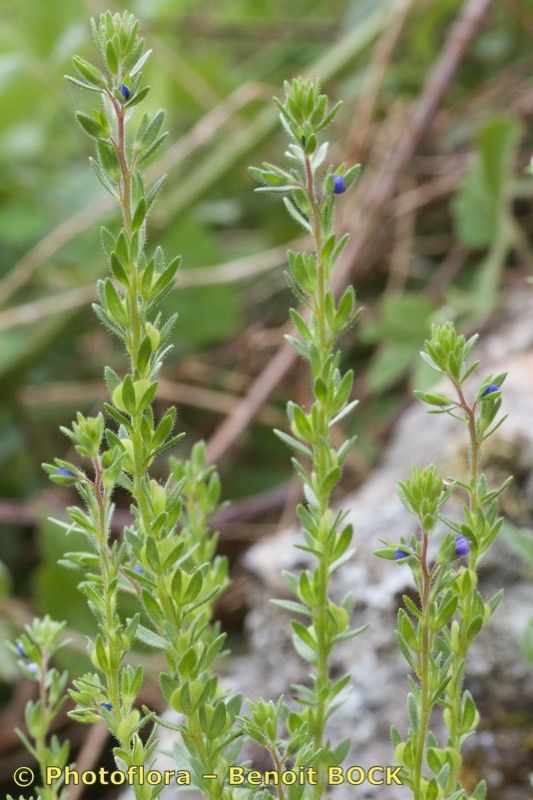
[91,456,121,712]
[306,155,328,752]
[305,155,327,352]
[34,653,59,800]
[114,98,132,234]
[413,530,432,800]
[455,384,479,506]
[112,96,230,800]
[270,749,287,800]
[445,385,480,794]
[86,89,153,800]
[304,154,335,799]
[113,97,151,537]
[92,487,152,800]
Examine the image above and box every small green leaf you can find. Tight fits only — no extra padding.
[132,198,147,231]
[72,55,105,87]
[135,625,168,649]
[105,40,118,73]
[291,621,316,651]
[76,112,105,138]
[274,428,312,457]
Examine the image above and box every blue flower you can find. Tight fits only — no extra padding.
[333,175,346,195]
[455,535,470,557]
[481,383,499,398]
[57,467,75,478]
[16,642,26,658]
[393,548,409,560]
[133,565,145,575]
[27,662,39,675]
[100,701,113,711]
[119,84,130,101]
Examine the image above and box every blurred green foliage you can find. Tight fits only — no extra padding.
[452,114,523,318]
[0,0,531,677]
[504,521,533,662]
[360,293,434,392]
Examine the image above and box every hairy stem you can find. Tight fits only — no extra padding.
[34,654,60,800]
[305,155,331,757]
[413,531,432,800]
[445,386,480,794]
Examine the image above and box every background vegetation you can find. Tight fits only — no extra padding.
[0,0,531,796]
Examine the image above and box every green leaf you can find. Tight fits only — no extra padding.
[72,55,105,87]
[460,690,477,732]
[179,648,197,677]
[138,132,168,166]
[103,279,126,324]
[426,747,443,775]
[402,594,422,620]
[153,408,176,448]
[95,635,108,671]
[132,198,147,231]
[291,621,316,651]
[76,112,104,139]
[407,692,419,731]
[97,140,121,176]
[274,428,312,457]
[453,115,520,247]
[129,48,152,77]
[283,197,311,233]
[291,405,313,441]
[184,570,203,603]
[284,334,310,360]
[322,466,341,495]
[472,780,487,800]
[333,525,353,560]
[210,702,227,738]
[151,256,182,298]
[426,778,439,800]
[135,624,168,649]
[374,547,399,560]
[336,285,355,329]
[140,109,166,147]
[126,85,151,109]
[289,308,312,340]
[110,253,128,284]
[413,390,454,408]
[122,375,136,413]
[65,74,103,93]
[142,590,161,623]
[270,599,310,617]
[105,40,118,74]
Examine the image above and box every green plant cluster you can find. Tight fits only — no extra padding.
[39,12,242,800]
[8,617,70,800]
[8,12,516,800]
[377,322,509,800]
[248,77,365,798]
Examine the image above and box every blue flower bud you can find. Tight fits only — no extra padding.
[393,548,409,560]
[455,535,470,557]
[481,383,499,398]
[134,565,145,575]
[333,175,346,195]
[119,84,130,101]
[57,467,75,478]
[101,701,113,711]
[16,642,26,658]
